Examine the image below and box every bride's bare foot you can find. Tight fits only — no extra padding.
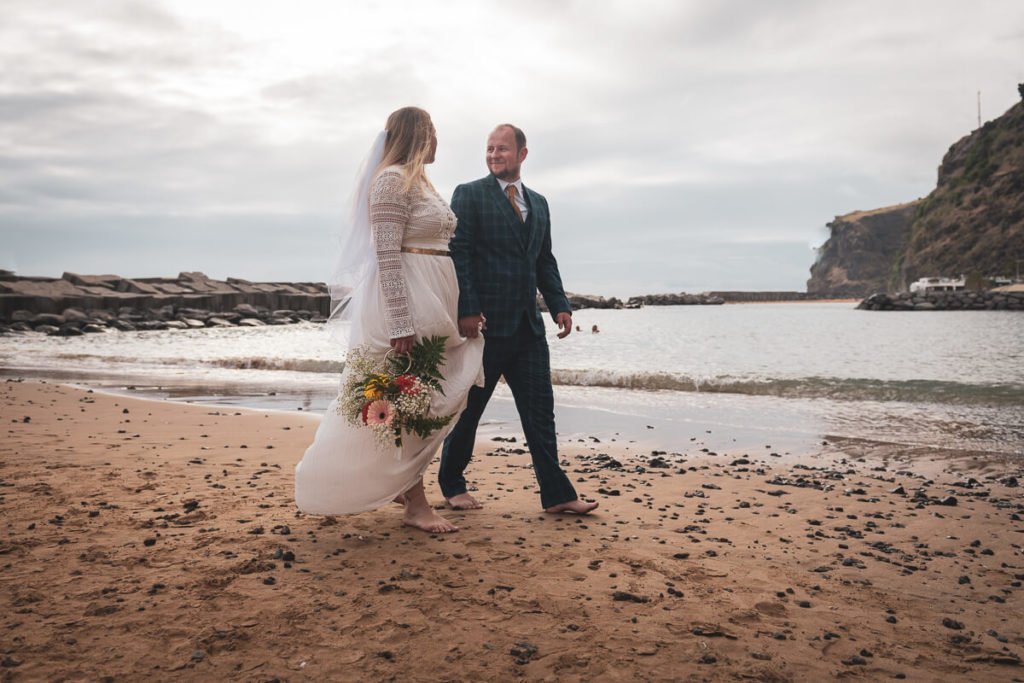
[545,499,599,515]
[400,478,458,533]
[446,492,483,510]
[403,507,459,534]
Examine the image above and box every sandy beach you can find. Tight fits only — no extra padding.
[2,379,1022,681]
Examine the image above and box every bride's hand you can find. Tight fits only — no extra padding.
[390,335,415,354]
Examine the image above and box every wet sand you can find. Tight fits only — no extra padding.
[1,379,1022,681]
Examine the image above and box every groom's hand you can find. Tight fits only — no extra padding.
[555,311,573,339]
[459,314,486,338]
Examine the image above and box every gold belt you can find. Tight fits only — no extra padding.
[401,247,450,256]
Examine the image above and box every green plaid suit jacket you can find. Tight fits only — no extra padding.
[449,175,571,338]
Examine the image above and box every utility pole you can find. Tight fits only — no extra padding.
[977,91,982,129]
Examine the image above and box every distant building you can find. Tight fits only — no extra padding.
[909,276,966,293]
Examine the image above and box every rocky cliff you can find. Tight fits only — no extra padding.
[806,202,919,297]
[809,94,1024,296]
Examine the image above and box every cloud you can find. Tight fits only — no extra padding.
[2,0,1023,295]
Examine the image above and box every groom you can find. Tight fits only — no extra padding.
[440,123,598,515]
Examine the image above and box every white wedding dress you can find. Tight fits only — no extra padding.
[294,166,484,514]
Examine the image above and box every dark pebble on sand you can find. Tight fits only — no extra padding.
[842,656,867,666]
[937,496,958,506]
[612,591,649,603]
[698,653,717,664]
[987,629,1010,643]
[942,618,964,630]
[263,577,276,586]
[191,650,204,662]
[797,600,812,608]
[510,641,538,665]
[958,575,971,585]
[886,615,898,624]
[672,552,690,560]
[143,537,156,547]
[1,657,22,668]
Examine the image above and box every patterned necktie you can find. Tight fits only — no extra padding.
[505,184,524,223]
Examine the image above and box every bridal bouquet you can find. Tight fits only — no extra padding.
[337,336,453,450]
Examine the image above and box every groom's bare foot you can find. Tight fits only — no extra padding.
[446,492,483,510]
[545,499,599,515]
[403,508,459,534]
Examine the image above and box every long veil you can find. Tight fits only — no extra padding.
[326,130,386,349]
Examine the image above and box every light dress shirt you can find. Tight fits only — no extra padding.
[496,177,529,222]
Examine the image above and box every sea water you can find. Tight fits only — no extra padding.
[3,303,1022,455]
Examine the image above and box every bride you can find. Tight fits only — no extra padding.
[295,107,484,533]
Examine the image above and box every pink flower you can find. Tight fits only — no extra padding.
[365,399,395,427]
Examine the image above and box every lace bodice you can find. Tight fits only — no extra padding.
[369,166,457,338]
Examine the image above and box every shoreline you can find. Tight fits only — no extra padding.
[3,365,1020,459]
[2,379,1022,680]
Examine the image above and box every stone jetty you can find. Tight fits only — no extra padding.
[627,292,725,306]
[858,289,1024,311]
[0,271,330,335]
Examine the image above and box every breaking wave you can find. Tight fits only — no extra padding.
[204,359,1023,407]
[24,353,1024,407]
[205,357,345,373]
[549,369,1024,407]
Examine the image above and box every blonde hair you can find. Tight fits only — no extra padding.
[375,106,435,193]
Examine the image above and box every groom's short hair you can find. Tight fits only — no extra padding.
[497,123,527,151]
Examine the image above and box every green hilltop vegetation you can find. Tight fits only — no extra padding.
[809,85,1024,296]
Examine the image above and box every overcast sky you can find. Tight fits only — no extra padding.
[1,0,1022,296]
